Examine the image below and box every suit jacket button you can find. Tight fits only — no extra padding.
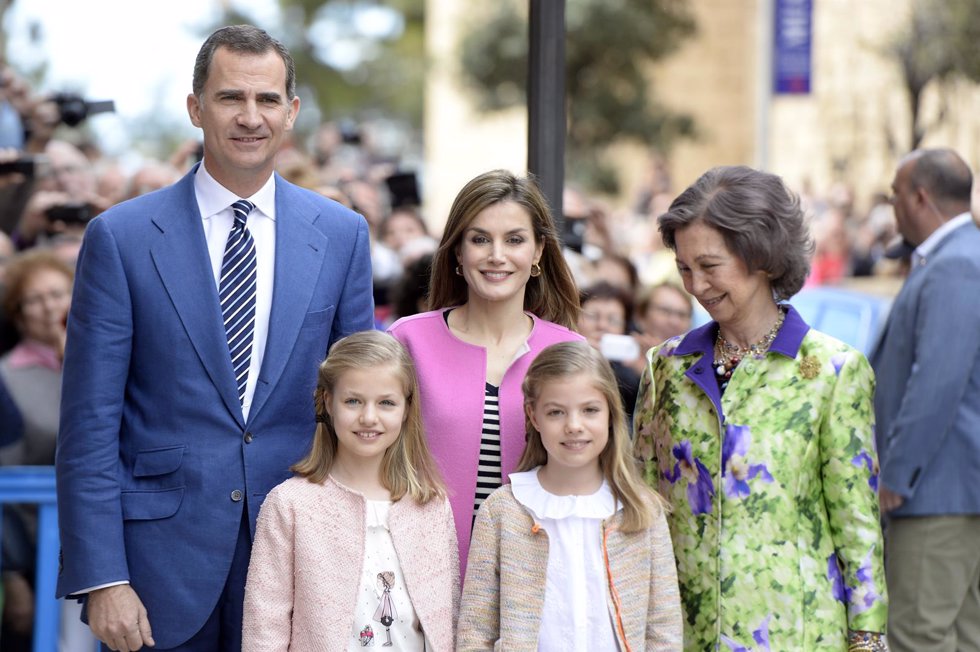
[230,489,243,502]
[244,432,253,444]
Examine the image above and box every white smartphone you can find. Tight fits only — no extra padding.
[599,333,641,362]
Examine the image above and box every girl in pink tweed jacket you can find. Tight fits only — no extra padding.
[243,331,460,651]
[458,342,682,651]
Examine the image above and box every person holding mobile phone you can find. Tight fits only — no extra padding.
[577,281,641,431]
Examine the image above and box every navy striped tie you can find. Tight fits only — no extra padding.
[220,199,257,404]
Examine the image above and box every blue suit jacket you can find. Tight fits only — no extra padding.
[871,220,980,517]
[54,169,374,647]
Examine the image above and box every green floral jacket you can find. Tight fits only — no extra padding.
[634,306,887,651]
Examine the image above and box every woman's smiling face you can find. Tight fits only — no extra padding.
[673,220,773,329]
[456,200,543,307]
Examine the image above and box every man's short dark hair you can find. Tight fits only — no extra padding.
[907,148,973,208]
[192,25,296,100]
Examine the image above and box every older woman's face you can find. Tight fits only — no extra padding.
[16,267,72,347]
[673,221,772,328]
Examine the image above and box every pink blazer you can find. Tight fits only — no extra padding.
[388,309,582,571]
[242,476,460,651]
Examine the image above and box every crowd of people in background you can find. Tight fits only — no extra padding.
[0,27,969,650]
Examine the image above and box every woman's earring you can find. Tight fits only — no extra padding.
[530,263,542,278]
[455,264,463,276]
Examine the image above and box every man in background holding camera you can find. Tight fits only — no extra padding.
[12,139,110,254]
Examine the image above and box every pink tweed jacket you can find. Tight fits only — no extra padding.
[388,309,583,572]
[242,476,460,651]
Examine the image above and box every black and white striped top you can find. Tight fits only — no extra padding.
[473,383,502,519]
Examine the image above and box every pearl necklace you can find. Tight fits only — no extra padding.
[714,308,785,390]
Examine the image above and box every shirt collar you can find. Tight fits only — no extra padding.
[194,163,277,221]
[673,304,810,359]
[914,212,972,264]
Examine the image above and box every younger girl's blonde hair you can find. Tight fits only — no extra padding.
[516,341,668,532]
[291,330,445,503]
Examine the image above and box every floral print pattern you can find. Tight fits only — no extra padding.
[721,424,773,499]
[634,308,888,650]
[664,439,715,514]
[721,614,771,652]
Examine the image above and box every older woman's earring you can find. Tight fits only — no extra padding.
[530,263,542,278]
[455,264,463,276]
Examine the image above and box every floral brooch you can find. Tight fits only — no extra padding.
[799,355,821,379]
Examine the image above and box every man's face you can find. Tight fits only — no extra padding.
[187,47,299,194]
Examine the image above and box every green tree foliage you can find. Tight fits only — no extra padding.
[460,0,697,192]
[885,0,980,150]
[216,1,425,128]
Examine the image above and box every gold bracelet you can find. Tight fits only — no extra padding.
[848,630,887,652]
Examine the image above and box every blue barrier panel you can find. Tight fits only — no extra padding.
[0,466,59,652]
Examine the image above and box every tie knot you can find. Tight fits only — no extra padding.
[231,199,255,227]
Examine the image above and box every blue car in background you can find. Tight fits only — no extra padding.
[788,286,892,355]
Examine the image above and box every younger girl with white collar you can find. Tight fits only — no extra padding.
[457,341,682,651]
[243,330,459,651]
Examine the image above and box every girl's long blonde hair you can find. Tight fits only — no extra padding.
[291,330,445,503]
[516,341,668,532]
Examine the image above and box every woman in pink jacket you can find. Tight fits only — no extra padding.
[388,170,582,572]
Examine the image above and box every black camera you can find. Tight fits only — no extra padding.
[561,215,587,254]
[0,155,46,178]
[338,120,362,145]
[51,92,115,127]
[45,202,96,226]
[385,172,421,208]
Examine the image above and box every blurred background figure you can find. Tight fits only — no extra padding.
[577,281,641,429]
[12,139,111,250]
[590,251,639,296]
[632,282,693,357]
[0,249,93,652]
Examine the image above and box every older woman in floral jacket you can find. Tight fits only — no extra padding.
[635,166,887,651]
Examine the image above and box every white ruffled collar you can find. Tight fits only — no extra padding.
[510,467,617,521]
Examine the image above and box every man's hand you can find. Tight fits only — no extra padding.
[879,486,905,515]
[87,584,155,651]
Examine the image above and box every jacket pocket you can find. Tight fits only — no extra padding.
[301,305,335,329]
[121,487,185,520]
[133,445,185,477]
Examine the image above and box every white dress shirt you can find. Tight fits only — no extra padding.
[194,163,277,422]
[912,212,973,268]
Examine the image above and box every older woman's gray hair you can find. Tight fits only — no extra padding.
[657,165,814,301]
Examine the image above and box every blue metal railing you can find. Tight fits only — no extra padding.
[0,466,61,652]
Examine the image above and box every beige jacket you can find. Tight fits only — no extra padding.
[243,476,460,651]
[457,485,682,651]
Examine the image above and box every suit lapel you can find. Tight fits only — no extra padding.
[248,178,328,422]
[149,172,245,426]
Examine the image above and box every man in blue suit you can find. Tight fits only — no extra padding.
[55,25,374,650]
[872,148,980,652]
